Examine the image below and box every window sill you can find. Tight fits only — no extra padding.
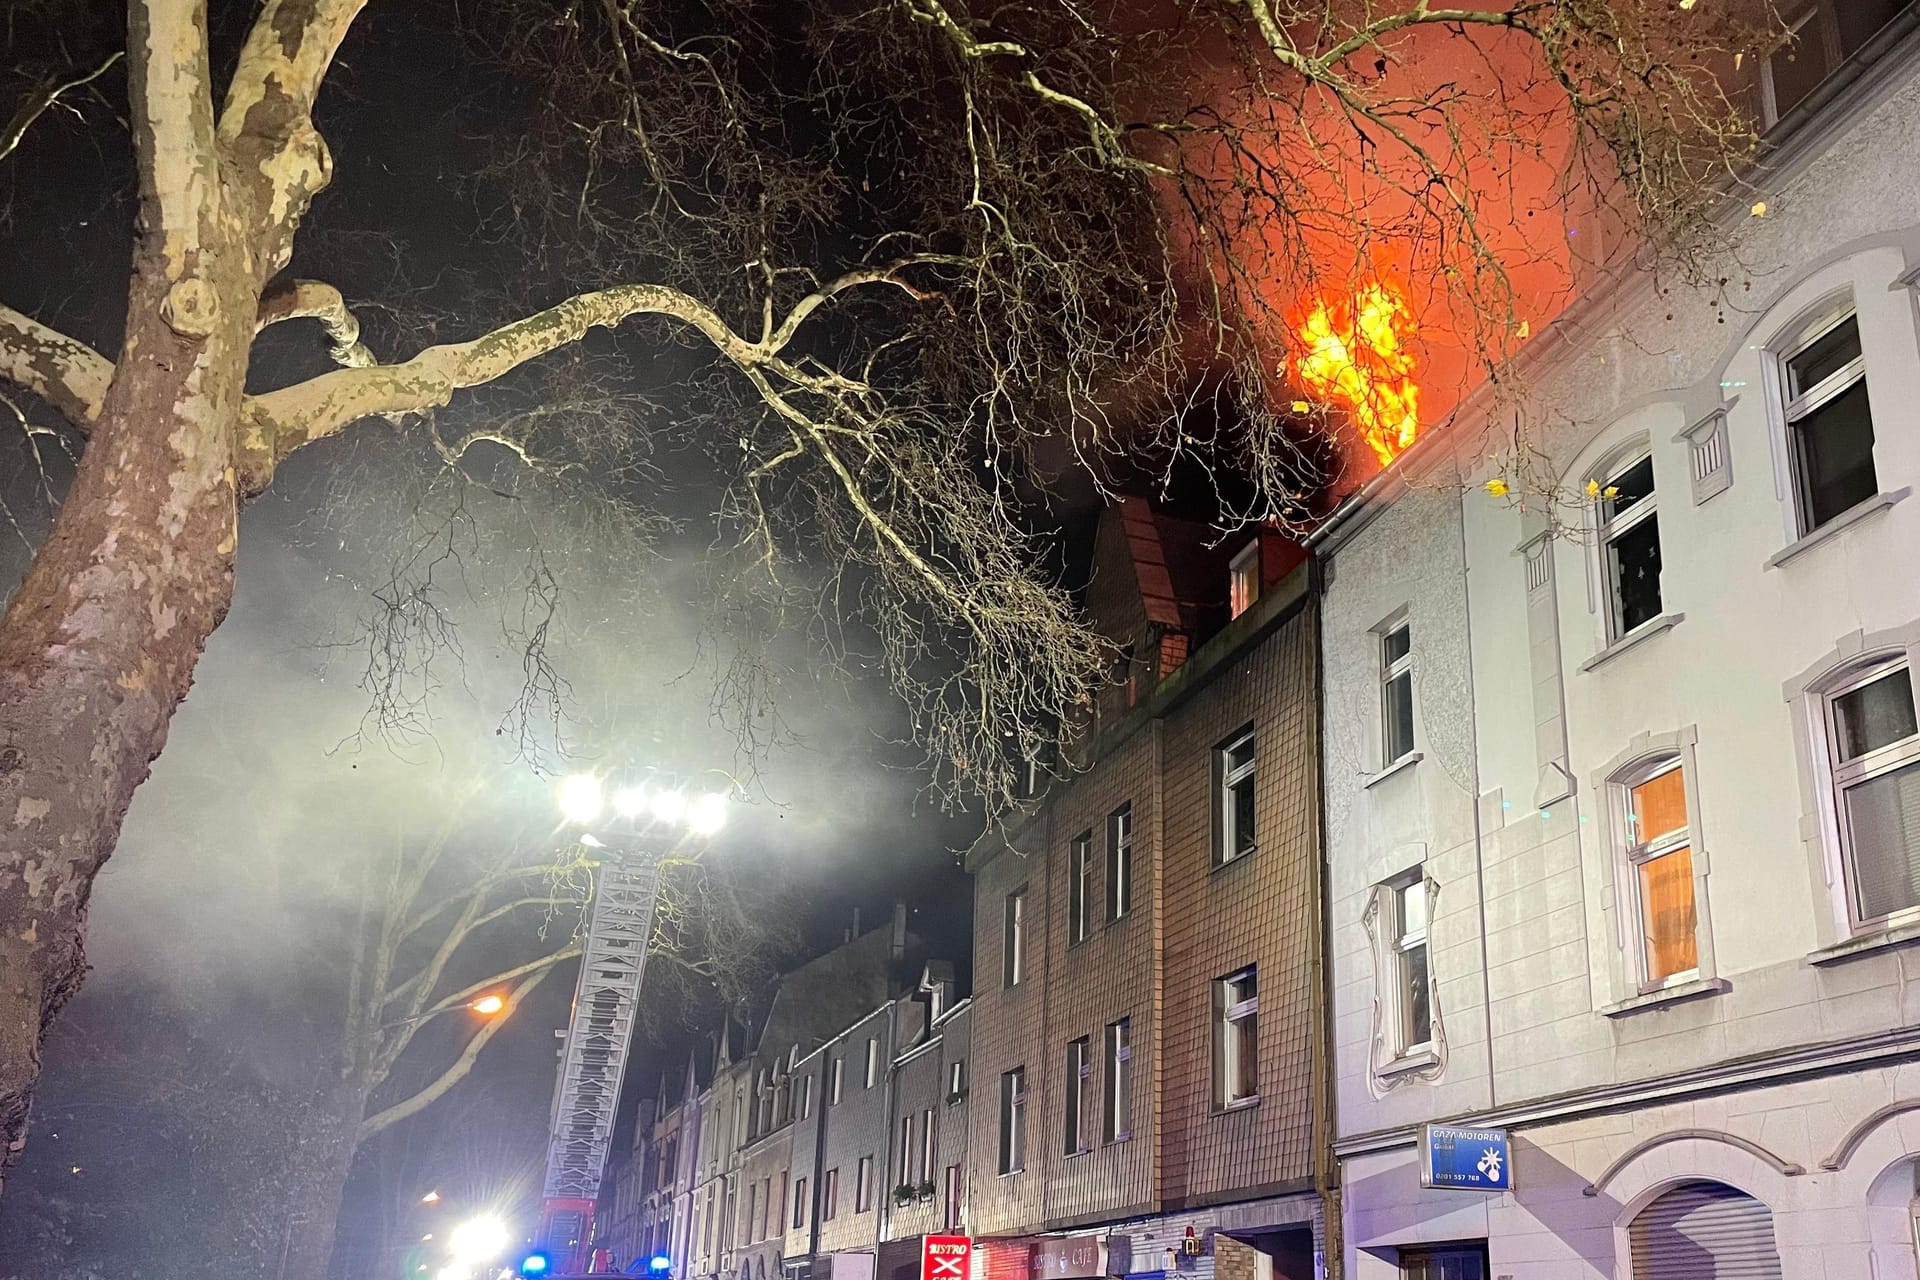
[1211,847,1257,874]
[1809,917,1920,966]
[1765,488,1911,570]
[1578,612,1686,674]
[1362,751,1424,789]
[997,1168,1024,1179]
[1376,1045,1441,1078]
[1600,975,1729,1017]
[1215,1095,1261,1115]
[1064,1147,1091,1160]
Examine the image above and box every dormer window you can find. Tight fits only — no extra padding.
[1229,541,1260,618]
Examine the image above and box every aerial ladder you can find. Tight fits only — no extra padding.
[532,780,725,1277]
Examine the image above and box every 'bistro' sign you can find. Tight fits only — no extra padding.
[923,1237,972,1280]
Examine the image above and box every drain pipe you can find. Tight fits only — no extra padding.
[1306,562,1343,1280]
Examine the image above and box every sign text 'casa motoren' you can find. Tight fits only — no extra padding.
[923,1236,972,1280]
[1419,1123,1512,1192]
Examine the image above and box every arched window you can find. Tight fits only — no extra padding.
[1629,1180,1782,1279]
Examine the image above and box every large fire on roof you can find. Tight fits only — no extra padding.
[1291,275,1423,468]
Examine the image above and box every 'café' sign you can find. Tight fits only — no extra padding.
[1032,1236,1104,1280]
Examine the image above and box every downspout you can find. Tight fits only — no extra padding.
[1306,565,1342,1280]
[805,1050,832,1277]
[877,1000,900,1253]
[1454,475,1499,1108]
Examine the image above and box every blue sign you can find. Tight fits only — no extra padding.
[1419,1123,1512,1191]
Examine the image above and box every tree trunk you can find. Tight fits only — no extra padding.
[274,1086,370,1280]
[0,246,252,1175]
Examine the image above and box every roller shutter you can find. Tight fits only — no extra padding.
[1629,1181,1783,1279]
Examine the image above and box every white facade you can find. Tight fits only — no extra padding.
[1323,22,1920,1280]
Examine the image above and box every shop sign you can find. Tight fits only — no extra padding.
[1419,1123,1512,1192]
[922,1237,972,1280]
[1032,1235,1104,1279]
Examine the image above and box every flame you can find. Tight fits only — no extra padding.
[1292,276,1423,467]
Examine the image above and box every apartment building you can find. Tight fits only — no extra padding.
[1320,6,1920,1277]
[966,500,1330,1280]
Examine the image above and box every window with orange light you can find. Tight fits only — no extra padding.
[1622,760,1698,987]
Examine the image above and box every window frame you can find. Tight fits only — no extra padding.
[828,1056,844,1106]
[1214,726,1258,866]
[1106,803,1133,921]
[1594,450,1663,641]
[947,1058,967,1102]
[1213,967,1260,1110]
[943,1164,962,1231]
[1387,874,1433,1054]
[864,1037,879,1089]
[821,1168,839,1222]
[998,1066,1027,1174]
[792,1176,808,1230]
[1380,620,1416,765]
[1069,830,1093,944]
[1229,540,1261,618]
[1816,654,1920,932]
[1779,307,1877,536]
[1104,1017,1132,1144]
[1003,886,1028,988]
[1614,755,1702,990]
[855,1154,873,1213]
[1063,1035,1091,1155]
[920,1107,936,1183]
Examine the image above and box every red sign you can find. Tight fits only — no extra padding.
[923,1236,973,1280]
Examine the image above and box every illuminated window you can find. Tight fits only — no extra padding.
[1213,967,1259,1108]
[1381,622,1415,764]
[1597,453,1662,638]
[1106,804,1133,921]
[1782,310,1877,534]
[1617,758,1699,986]
[1069,831,1092,944]
[1229,541,1260,618]
[947,1058,966,1101]
[1214,727,1257,865]
[1821,658,1920,926]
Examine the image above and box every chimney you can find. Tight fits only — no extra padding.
[890,900,908,960]
[851,906,862,938]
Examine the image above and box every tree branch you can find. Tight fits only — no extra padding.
[0,51,124,165]
[358,959,571,1141]
[128,0,221,276]
[256,279,377,368]
[0,303,114,430]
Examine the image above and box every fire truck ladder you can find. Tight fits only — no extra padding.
[543,854,661,1228]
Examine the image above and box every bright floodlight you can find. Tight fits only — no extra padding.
[612,785,650,819]
[557,774,603,824]
[687,793,727,836]
[470,994,506,1016]
[650,789,686,825]
[421,1190,442,1204]
[448,1215,512,1264]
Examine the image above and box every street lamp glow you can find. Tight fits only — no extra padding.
[448,1215,512,1264]
[421,1190,442,1204]
[470,994,507,1016]
[612,785,650,819]
[687,792,727,836]
[557,774,603,824]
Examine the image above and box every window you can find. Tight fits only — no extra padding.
[774,1174,786,1239]
[947,1058,967,1101]
[828,1056,844,1105]
[899,1115,915,1190]
[1229,541,1260,618]
[1013,750,1046,800]
[744,1184,756,1244]
[920,1109,937,1182]
[998,1067,1027,1173]
[1629,1181,1782,1278]
[1215,728,1257,865]
[1381,622,1415,763]
[1213,967,1259,1107]
[1106,804,1133,921]
[864,1038,879,1089]
[943,1164,962,1231]
[1596,453,1662,637]
[1823,658,1920,925]
[1761,0,1906,124]
[821,1168,838,1222]
[1619,760,1699,985]
[1104,1018,1132,1143]
[1063,1036,1091,1154]
[1388,877,1432,1049]
[1003,887,1028,987]
[798,1072,814,1120]
[1783,311,1877,533]
[792,1177,808,1229]
[1398,1243,1489,1280]
[855,1155,873,1212]
[1069,831,1092,943]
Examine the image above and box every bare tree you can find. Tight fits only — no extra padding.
[0,0,1781,1166]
